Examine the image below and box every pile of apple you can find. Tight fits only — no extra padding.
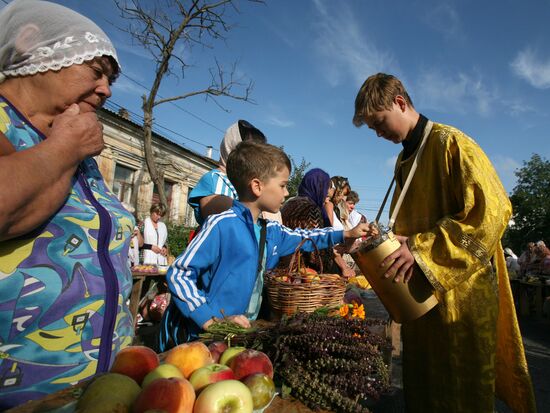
[76,342,275,413]
[274,267,341,284]
[131,264,159,274]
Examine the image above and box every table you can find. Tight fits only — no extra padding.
[516,277,550,318]
[4,380,326,413]
[130,271,165,327]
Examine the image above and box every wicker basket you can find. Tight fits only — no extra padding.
[265,238,346,315]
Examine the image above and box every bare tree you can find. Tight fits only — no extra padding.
[114,0,261,211]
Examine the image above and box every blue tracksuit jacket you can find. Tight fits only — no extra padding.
[166,200,344,330]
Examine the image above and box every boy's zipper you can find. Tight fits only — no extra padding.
[77,166,119,373]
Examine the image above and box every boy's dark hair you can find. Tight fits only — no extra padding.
[238,119,267,143]
[353,73,414,127]
[226,141,291,196]
[347,190,360,204]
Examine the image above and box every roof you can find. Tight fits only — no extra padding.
[98,106,219,168]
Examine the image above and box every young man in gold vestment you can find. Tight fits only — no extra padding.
[353,73,536,413]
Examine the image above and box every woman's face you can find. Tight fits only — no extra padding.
[151,211,162,223]
[334,186,350,204]
[32,56,115,115]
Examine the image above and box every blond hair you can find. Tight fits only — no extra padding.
[353,73,414,127]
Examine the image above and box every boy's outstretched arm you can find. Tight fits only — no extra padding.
[343,222,378,240]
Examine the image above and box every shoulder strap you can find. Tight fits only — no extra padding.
[257,218,267,274]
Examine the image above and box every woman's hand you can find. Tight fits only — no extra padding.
[151,245,162,254]
[48,104,104,163]
[380,235,416,283]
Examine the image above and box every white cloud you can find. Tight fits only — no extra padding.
[502,98,537,117]
[265,115,295,128]
[112,76,145,96]
[311,0,396,87]
[415,70,494,116]
[510,48,550,89]
[491,155,520,192]
[424,3,465,42]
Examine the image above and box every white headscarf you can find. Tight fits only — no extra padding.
[219,122,242,168]
[0,0,119,83]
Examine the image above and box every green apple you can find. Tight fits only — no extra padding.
[142,363,184,388]
[242,373,276,410]
[219,346,246,366]
[193,379,253,413]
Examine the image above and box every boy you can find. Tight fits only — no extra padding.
[161,142,371,345]
[353,73,534,413]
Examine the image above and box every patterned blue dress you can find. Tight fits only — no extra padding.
[0,95,134,409]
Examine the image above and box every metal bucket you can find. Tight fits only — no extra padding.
[351,231,438,323]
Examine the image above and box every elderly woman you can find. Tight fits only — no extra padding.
[0,1,133,408]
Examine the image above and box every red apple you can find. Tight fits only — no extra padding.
[110,345,159,385]
[193,380,253,413]
[189,363,235,392]
[132,377,195,413]
[218,346,246,366]
[227,349,273,380]
[142,363,185,388]
[242,373,276,410]
[208,342,228,364]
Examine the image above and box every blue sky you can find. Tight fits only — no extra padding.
[4,0,550,222]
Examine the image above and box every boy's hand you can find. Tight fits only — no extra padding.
[380,234,416,283]
[202,314,251,331]
[226,315,251,329]
[344,223,371,240]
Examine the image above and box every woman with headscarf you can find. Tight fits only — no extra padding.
[279,168,353,276]
[0,1,134,408]
[188,119,266,226]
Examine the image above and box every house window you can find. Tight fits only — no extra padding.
[152,181,173,207]
[113,164,135,205]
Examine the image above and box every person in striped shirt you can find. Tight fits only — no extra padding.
[188,119,266,226]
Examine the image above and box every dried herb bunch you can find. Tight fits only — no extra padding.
[273,313,391,413]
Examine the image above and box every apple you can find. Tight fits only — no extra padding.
[242,373,276,410]
[110,345,159,385]
[208,341,228,364]
[227,349,273,380]
[133,376,195,413]
[299,267,319,283]
[189,363,235,393]
[193,380,253,413]
[142,363,185,388]
[219,346,246,366]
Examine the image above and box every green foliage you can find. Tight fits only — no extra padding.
[166,223,194,257]
[503,154,550,252]
[287,154,311,198]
